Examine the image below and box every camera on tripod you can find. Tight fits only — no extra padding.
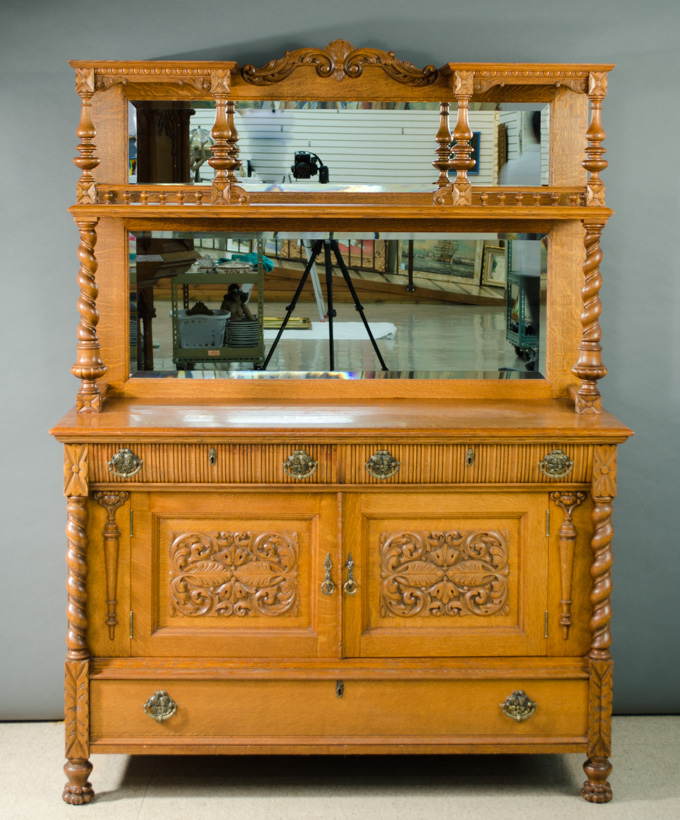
[291,151,329,183]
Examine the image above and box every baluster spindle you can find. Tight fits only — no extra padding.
[74,69,99,204]
[451,71,475,206]
[433,101,454,197]
[584,73,608,206]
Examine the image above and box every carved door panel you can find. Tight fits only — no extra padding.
[342,492,548,658]
[130,491,338,658]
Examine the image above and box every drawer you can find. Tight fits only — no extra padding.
[341,443,592,485]
[90,443,336,484]
[90,678,588,745]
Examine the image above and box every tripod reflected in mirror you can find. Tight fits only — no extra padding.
[262,236,388,372]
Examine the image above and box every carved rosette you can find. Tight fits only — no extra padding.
[242,40,437,86]
[551,491,586,638]
[592,445,617,498]
[572,221,607,414]
[94,491,129,639]
[380,529,509,617]
[74,68,98,204]
[72,220,107,412]
[584,72,608,207]
[169,530,299,617]
[64,445,88,497]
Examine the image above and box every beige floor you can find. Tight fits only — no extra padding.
[1,717,678,819]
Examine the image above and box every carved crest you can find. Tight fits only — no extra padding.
[242,40,438,86]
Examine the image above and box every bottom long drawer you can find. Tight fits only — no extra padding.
[90,678,588,746]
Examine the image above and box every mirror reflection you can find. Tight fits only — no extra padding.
[128,101,549,190]
[129,231,547,379]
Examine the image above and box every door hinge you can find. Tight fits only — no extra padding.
[544,611,549,639]
[545,508,550,538]
[129,611,134,640]
[130,509,134,537]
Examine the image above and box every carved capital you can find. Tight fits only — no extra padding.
[453,70,474,97]
[589,72,608,99]
[210,68,231,96]
[64,445,88,497]
[75,68,95,96]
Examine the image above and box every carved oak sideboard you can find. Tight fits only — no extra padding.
[52,43,632,805]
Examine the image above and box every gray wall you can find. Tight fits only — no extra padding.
[1,0,678,719]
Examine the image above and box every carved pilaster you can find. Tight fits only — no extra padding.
[72,220,107,412]
[65,660,89,761]
[74,69,98,204]
[64,445,88,497]
[582,658,613,802]
[94,491,129,639]
[572,221,607,414]
[451,71,475,206]
[209,70,248,205]
[584,72,608,207]
[550,491,586,639]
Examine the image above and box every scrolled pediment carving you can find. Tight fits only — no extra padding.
[242,39,438,86]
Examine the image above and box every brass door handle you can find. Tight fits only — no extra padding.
[501,690,536,722]
[143,690,177,722]
[343,553,358,595]
[321,553,335,595]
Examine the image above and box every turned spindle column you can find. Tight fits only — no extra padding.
[73,69,98,204]
[584,73,608,207]
[572,220,607,414]
[551,491,586,639]
[450,71,475,206]
[433,101,454,201]
[94,492,129,640]
[209,70,248,205]
[63,445,94,804]
[582,445,616,803]
[72,220,107,413]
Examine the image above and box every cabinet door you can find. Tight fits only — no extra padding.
[130,491,338,658]
[342,492,548,658]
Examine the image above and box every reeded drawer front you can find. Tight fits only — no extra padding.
[90,678,588,743]
[341,443,592,485]
[90,443,335,484]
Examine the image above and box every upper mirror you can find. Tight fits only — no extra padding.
[128,101,549,190]
[129,230,547,380]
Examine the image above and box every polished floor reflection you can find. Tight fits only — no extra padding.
[139,301,538,376]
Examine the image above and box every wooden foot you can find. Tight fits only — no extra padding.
[581,755,612,803]
[63,758,94,805]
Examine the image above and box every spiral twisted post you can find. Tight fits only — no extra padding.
[66,496,89,660]
[572,221,607,414]
[72,220,107,412]
[74,69,99,204]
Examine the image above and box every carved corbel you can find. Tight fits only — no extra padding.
[94,491,129,640]
[584,72,608,207]
[74,69,99,204]
[72,220,107,412]
[572,220,607,414]
[450,71,475,206]
[209,70,248,205]
[550,491,586,639]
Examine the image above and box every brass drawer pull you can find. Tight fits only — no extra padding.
[107,448,143,478]
[321,553,336,595]
[539,449,574,478]
[283,449,318,479]
[343,553,358,595]
[143,690,177,723]
[501,690,536,722]
[365,449,400,479]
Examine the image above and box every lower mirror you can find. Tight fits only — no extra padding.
[129,230,547,379]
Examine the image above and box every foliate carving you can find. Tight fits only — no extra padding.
[242,40,438,86]
[64,445,88,497]
[94,491,129,639]
[582,658,613,803]
[572,222,607,413]
[593,446,617,498]
[66,497,89,660]
[64,660,89,760]
[551,491,586,639]
[473,69,588,94]
[380,529,510,618]
[94,65,211,92]
[169,530,299,617]
[72,221,106,413]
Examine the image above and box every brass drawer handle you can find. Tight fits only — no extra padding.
[107,448,143,478]
[283,449,318,479]
[501,690,536,722]
[343,553,358,595]
[365,449,400,479]
[321,553,335,595]
[539,449,574,478]
[143,690,177,723]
